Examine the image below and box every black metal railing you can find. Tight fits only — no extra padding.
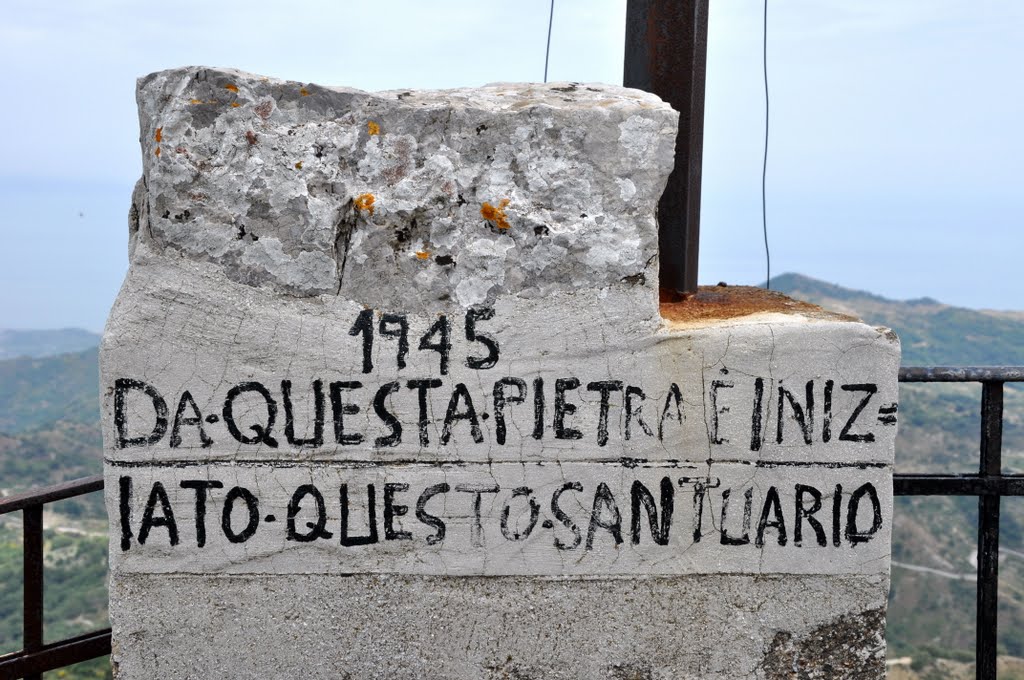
[0,366,1020,678]
[0,475,111,679]
[896,366,1024,680]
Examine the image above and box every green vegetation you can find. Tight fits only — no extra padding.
[0,348,100,433]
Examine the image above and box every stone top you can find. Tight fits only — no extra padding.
[131,66,678,314]
[660,285,863,329]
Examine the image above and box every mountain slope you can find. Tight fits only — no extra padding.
[0,347,100,433]
[0,328,100,360]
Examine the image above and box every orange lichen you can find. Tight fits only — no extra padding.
[354,193,375,215]
[190,98,202,105]
[154,146,161,157]
[154,127,162,143]
[300,87,310,96]
[230,101,241,108]
[294,161,303,169]
[225,84,239,93]
[367,121,380,136]
[415,250,430,260]
[480,198,511,229]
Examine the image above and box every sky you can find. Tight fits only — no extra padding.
[0,0,1021,331]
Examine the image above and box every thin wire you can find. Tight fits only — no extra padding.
[543,0,555,83]
[761,0,771,289]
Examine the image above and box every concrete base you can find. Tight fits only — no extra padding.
[111,573,886,679]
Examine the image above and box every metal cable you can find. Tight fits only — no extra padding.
[544,0,555,82]
[762,0,771,289]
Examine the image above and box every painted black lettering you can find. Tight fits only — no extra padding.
[221,486,259,544]
[681,477,719,543]
[455,484,500,547]
[585,482,623,550]
[379,313,409,369]
[839,384,878,443]
[500,487,540,541]
[349,308,374,374]
[138,481,179,546]
[114,378,168,448]
[441,383,484,444]
[384,483,412,540]
[794,483,826,547]
[340,484,379,546]
[465,306,499,370]
[493,377,526,445]
[222,382,278,447]
[554,377,583,440]
[532,377,545,439]
[845,482,883,545]
[822,380,834,443]
[587,380,623,446]
[373,381,402,447]
[624,385,653,439]
[119,475,133,551]
[630,477,674,545]
[750,377,765,452]
[287,484,333,542]
[416,483,450,545]
[281,379,325,448]
[407,379,442,446]
[551,482,583,550]
[832,484,844,547]
[777,380,815,445]
[180,480,224,547]
[658,383,683,441]
[418,315,451,375]
[170,390,212,448]
[329,381,364,445]
[710,380,734,445]
[720,487,752,546]
[755,486,787,547]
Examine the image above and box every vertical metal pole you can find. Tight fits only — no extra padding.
[977,381,1003,680]
[24,504,44,680]
[623,0,709,297]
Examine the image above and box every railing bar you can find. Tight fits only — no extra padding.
[0,474,103,515]
[23,504,44,680]
[977,493,1000,680]
[0,629,112,678]
[976,382,1003,680]
[899,366,1024,383]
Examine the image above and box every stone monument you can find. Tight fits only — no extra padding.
[102,67,899,678]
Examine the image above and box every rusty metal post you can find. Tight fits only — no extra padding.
[624,0,709,297]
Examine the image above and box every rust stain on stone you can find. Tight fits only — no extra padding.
[354,193,375,216]
[660,284,857,326]
[760,607,886,679]
[415,250,430,260]
[481,199,511,230]
[154,127,163,143]
[300,87,310,97]
[367,120,380,136]
[230,101,241,108]
[224,84,239,93]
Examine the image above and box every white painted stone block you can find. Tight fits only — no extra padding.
[103,67,899,678]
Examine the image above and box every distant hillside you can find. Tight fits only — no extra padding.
[0,328,99,360]
[0,347,100,433]
[770,273,1024,366]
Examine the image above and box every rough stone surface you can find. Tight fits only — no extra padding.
[131,67,676,310]
[103,67,899,678]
